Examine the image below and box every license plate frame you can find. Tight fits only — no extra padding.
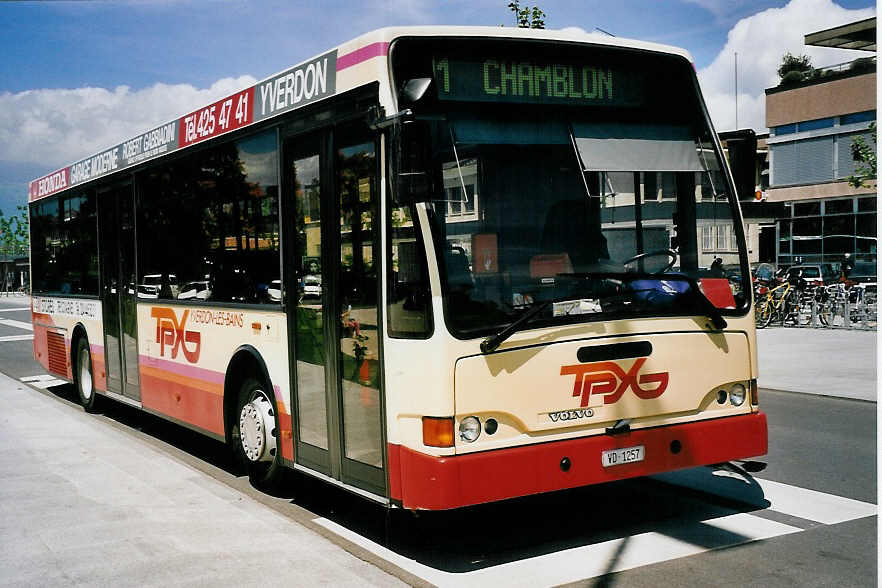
[601,445,645,468]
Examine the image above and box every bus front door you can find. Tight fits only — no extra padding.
[284,128,385,498]
[98,184,141,402]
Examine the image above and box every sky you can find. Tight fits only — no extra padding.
[0,0,875,214]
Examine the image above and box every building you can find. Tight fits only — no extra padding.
[0,254,29,292]
[765,17,876,269]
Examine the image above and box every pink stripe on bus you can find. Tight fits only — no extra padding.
[139,355,226,384]
[336,42,389,71]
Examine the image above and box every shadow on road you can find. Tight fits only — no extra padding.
[44,381,771,576]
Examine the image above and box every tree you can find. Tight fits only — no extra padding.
[777,52,813,84]
[848,122,876,188]
[0,205,29,257]
[508,1,545,29]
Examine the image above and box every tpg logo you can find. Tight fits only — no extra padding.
[151,307,201,363]
[560,358,668,407]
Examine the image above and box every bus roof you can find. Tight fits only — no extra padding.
[28,26,693,203]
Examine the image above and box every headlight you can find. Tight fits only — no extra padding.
[459,416,481,442]
[730,383,746,406]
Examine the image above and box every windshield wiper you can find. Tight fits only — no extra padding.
[480,299,554,354]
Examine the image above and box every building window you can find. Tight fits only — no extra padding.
[798,117,835,132]
[793,201,821,217]
[773,123,797,136]
[824,199,854,215]
[841,110,876,125]
[701,226,713,250]
[716,225,728,251]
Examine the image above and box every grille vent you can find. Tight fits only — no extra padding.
[47,331,67,376]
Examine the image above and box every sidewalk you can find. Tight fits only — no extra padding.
[0,371,404,587]
[757,327,877,402]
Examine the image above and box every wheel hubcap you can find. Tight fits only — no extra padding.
[79,348,92,400]
[239,392,277,463]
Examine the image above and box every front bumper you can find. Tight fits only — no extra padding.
[388,412,767,510]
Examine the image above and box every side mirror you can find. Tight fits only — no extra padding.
[394,120,433,203]
[400,78,433,104]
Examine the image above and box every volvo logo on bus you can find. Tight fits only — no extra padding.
[151,307,201,363]
[560,358,668,407]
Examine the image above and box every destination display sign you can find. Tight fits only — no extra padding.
[433,56,645,107]
[29,49,341,201]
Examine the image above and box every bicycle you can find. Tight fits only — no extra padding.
[755,280,795,328]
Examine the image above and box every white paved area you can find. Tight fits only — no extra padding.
[0,371,404,587]
[757,327,877,401]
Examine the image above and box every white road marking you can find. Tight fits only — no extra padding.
[316,513,800,588]
[0,318,33,331]
[21,375,59,382]
[31,379,68,389]
[757,477,878,525]
[21,375,68,388]
[0,335,33,342]
[0,307,30,312]
[313,470,877,587]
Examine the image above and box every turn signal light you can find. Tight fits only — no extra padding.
[749,379,759,406]
[422,416,454,448]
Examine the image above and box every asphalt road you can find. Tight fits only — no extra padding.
[0,295,876,587]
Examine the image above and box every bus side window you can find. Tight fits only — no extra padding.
[388,206,432,338]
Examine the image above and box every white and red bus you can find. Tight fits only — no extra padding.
[28,26,766,510]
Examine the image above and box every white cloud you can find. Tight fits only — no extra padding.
[0,76,257,172]
[697,0,875,133]
[682,0,754,21]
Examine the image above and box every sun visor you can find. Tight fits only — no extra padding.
[450,118,568,145]
[572,123,704,172]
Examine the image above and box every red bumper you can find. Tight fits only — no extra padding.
[389,412,767,510]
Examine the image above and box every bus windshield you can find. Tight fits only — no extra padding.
[392,37,748,338]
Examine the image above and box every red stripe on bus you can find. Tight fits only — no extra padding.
[390,412,768,510]
[89,343,107,392]
[336,42,389,71]
[140,367,225,436]
[138,358,293,457]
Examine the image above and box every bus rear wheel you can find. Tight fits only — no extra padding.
[74,337,99,413]
[233,378,286,492]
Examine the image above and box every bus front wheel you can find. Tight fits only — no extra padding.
[233,378,286,492]
[74,337,99,413]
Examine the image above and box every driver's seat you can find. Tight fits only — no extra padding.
[533,199,610,274]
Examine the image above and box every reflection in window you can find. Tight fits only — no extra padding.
[30,192,98,295]
[442,159,478,221]
[388,206,432,338]
[136,129,280,304]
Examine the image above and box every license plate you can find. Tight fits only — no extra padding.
[601,445,645,467]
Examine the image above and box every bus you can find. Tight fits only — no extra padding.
[28,26,767,510]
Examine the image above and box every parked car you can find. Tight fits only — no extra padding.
[847,261,877,285]
[178,280,211,300]
[785,264,836,287]
[300,275,322,299]
[267,280,282,302]
[138,273,179,298]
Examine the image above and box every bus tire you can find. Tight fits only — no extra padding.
[74,336,99,413]
[233,377,286,492]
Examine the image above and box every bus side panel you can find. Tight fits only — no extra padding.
[136,303,293,458]
[31,296,105,388]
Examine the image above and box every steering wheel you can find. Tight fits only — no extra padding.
[623,249,678,274]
